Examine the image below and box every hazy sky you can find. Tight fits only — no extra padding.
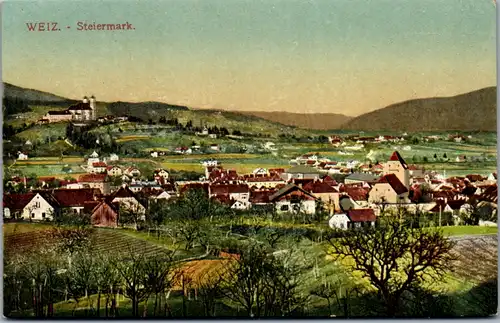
[2,0,496,116]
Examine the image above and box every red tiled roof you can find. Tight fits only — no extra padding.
[303,182,338,194]
[210,184,249,195]
[51,188,100,207]
[340,187,369,201]
[93,162,107,167]
[347,209,376,222]
[3,193,35,210]
[388,151,408,169]
[79,174,108,183]
[377,174,408,195]
[249,190,275,204]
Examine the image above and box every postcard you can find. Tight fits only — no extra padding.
[2,0,497,318]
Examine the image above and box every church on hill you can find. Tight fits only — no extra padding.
[43,96,97,123]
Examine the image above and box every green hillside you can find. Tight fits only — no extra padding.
[344,87,497,132]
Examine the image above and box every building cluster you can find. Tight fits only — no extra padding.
[4,149,497,230]
[40,96,97,123]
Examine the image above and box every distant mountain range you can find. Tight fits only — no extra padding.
[239,111,353,130]
[344,87,497,132]
[3,82,76,105]
[3,83,496,131]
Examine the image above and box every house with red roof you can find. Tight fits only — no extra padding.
[269,184,318,214]
[209,184,250,202]
[368,173,410,204]
[303,181,340,214]
[6,192,60,221]
[91,162,108,174]
[383,151,410,190]
[328,208,376,230]
[51,188,100,214]
[3,193,36,219]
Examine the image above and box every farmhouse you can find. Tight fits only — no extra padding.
[51,188,101,214]
[269,184,318,214]
[16,192,60,221]
[328,208,376,230]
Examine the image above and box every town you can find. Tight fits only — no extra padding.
[4,145,498,229]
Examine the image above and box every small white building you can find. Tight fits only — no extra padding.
[150,151,159,158]
[328,209,376,230]
[109,154,119,161]
[202,159,219,167]
[18,152,28,160]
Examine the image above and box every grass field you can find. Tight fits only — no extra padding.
[441,226,497,237]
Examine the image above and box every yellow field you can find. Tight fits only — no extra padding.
[14,157,84,165]
[161,153,261,160]
[161,162,204,172]
[172,259,233,290]
[160,162,289,174]
[3,222,55,236]
[216,163,290,174]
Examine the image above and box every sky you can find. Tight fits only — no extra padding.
[2,0,497,116]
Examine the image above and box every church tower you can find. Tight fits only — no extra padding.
[383,151,410,189]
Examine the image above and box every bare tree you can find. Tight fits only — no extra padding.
[110,247,149,317]
[327,217,456,316]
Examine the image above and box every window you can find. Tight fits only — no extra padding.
[42,213,46,218]
[280,205,289,211]
[31,213,35,218]
[34,202,40,208]
[74,209,78,214]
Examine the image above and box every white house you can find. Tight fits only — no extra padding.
[269,184,317,215]
[150,151,159,158]
[328,209,376,230]
[22,193,58,221]
[18,152,28,160]
[90,151,99,158]
[109,154,119,161]
[202,159,219,167]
